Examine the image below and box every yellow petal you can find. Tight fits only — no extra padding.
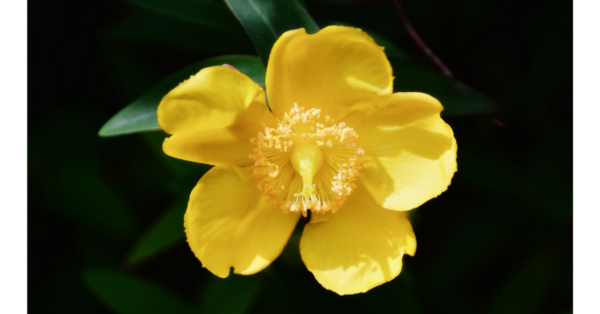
[158,66,270,134]
[300,186,416,295]
[344,92,457,211]
[162,127,258,167]
[158,66,277,166]
[266,26,393,121]
[185,166,300,278]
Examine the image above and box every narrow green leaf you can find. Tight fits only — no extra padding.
[224,0,319,65]
[390,57,498,116]
[201,274,263,314]
[83,268,196,314]
[127,199,187,264]
[98,55,265,137]
[124,0,242,32]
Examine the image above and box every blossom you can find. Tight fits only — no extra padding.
[157,26,457,295]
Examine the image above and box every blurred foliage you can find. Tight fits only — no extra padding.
[122,0,242,32]
[201,274,264,314]
[126,197,187,265]
[83,268,197,314]
[29,0,572,313]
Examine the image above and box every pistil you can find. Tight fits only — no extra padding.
[290,143,323,199]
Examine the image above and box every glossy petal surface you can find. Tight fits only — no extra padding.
[344,92,457,211]
[158,66,276,166]
[266,26,393,120]
[300,186,416,295]
[185,166,300,278]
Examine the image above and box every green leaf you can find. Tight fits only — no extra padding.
[201,274,263,314]
[98,55,265,137]
[127,199,187,264]
[224,0,319,65]
[83,268,196,314]
[390,57,498,116]
[124,0,242,32]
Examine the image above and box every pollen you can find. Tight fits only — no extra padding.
[250,104,364,216]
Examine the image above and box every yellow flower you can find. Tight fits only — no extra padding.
[157,26,457,295]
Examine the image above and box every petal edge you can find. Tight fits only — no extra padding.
[185,166,300,277]
[159,66,277,166]
[266,26,393,121]
[344,92,457,211]
[300,186,416,295]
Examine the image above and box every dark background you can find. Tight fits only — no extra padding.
[29,0,573,313]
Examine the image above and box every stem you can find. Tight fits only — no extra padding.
[392,0,453,78]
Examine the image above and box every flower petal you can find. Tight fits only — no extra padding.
[158,66,270,134]
[162,127,258,167]
[159,66,276,166]
[185,166,300,278]
[344,92,457,211]
[300,186,416,295]
[266,26,393,121]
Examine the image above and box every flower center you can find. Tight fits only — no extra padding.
[250,104,364,216]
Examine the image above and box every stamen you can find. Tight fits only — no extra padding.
[250,105,363,215]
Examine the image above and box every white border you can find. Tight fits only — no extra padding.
[574,0,600,312]
[0,0,27,313]
[1,0,588,313]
